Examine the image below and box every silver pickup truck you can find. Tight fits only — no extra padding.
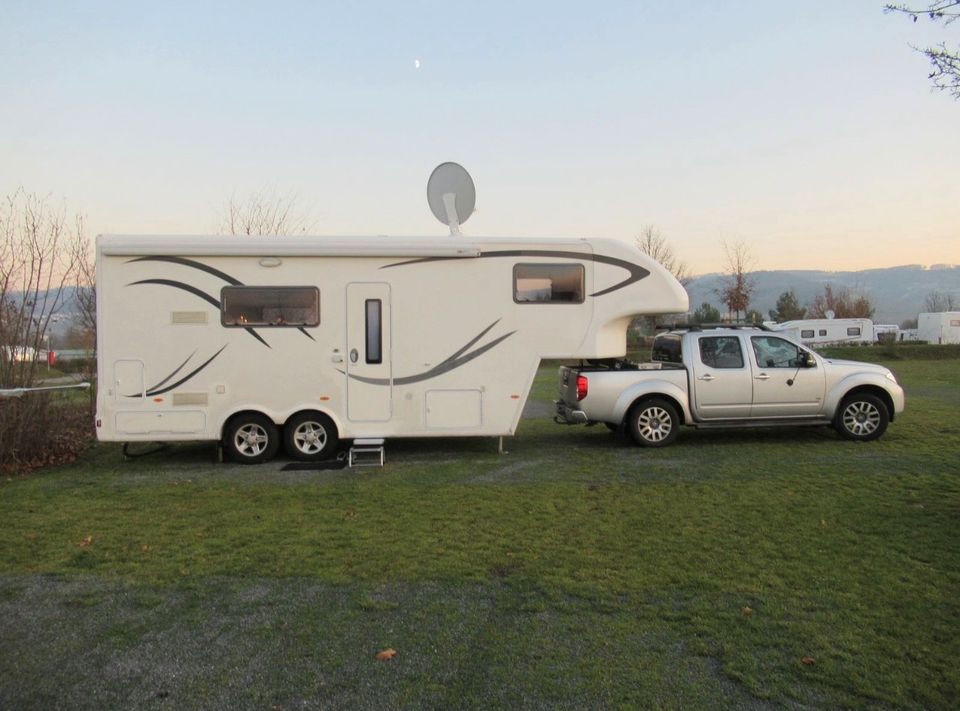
[555,326,905,446]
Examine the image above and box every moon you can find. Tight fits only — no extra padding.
[414,59,422,70]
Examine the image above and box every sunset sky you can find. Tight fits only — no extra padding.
[2,1,957,275]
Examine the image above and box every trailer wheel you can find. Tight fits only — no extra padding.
[835,393,889,441]
[627,398,679,448]
[284,411,339,461]
[224,413,280,464]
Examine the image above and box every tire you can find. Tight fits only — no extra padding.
[284,411,339,461]
[835,393,889,441]
[604,422,620,433]
[627,398,679,448]
[224,413,280,464]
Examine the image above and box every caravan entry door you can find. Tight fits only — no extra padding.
[345,283,392,422]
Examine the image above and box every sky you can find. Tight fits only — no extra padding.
[2,0,958,275]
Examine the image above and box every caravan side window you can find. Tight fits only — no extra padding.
[513,264,584,303]
[847,327,861,336]
[221,286,320,327]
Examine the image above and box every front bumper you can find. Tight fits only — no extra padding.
[554,400,588,425]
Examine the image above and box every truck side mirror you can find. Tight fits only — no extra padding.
[803,352,817,368]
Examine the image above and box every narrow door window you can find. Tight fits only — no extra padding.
[365,299,382,364]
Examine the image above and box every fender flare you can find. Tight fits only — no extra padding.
[825,374,898,421]
[612,379,692,425]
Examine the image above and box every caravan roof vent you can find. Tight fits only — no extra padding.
[427,162,475,236]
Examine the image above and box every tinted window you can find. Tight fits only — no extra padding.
[847,327,861,336]
[365,299,382,364]
[514,264,584,303]
[698,336,744,369]
[819,329,827,336]
[801,329,815,338]
[652,335,682,364]
[221,286,319,327]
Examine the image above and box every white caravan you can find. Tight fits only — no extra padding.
[95,234,689,462]
[764,318,874,347]
[917,311,960,344]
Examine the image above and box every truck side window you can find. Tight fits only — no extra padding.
[513,264,584,303]
[652,334,682,363]
[751,336,802,368]
[221,286,319,328]
[699,336,744,369]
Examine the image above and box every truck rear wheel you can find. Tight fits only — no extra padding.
[284,411,339,461]
[835,393,889,441]
[224,413,280,464]
[627,398,679,447]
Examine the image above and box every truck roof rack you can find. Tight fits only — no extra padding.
[653,323,773,332]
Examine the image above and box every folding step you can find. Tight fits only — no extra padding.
[349,438,385,468]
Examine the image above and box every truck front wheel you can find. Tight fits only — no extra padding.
[835,393,889,441]
[627,399,679,447]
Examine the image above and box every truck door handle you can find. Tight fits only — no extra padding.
[697,374,714,381]
[755,373,770,380]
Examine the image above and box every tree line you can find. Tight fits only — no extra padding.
[635,226,957,332]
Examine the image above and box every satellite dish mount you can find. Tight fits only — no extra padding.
[427,162,476,236]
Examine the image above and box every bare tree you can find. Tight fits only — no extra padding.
[74,243,97,347]
[0,190,87,388]
[219,191,312,236]
[885,1,960,99]
[807,284,876,319]
[635,225,690,285]
[924,289,959,311]
[716,240,755,322]
[631,225,690,335]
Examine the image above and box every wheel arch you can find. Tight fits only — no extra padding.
[283,407,343,438]
[624,392,686,426]
[612,380,691,425]
[218,405,344,440]
[835,385,896,423]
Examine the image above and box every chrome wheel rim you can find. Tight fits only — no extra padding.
[638,406,672,442]
[842,401,881,437]
[293,421,327,455]
[235,423,269,457]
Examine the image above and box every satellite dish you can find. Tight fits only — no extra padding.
[427,162,475,236]
[825,309,836,320]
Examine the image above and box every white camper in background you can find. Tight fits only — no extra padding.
[765,318,874,347]
[917,312,960,344]
[873,324,899,343]
[95,234,688,462]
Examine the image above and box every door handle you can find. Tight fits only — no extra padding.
[755,373,770,380]
[697,374,714,381]
[349,349,359,363]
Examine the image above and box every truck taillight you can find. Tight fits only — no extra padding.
[576,374,588,401]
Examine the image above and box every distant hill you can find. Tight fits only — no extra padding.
[685,265,960,325]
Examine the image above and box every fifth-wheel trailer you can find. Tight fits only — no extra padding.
[95,234,689,463]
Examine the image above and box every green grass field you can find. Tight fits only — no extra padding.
[1,354,958,709]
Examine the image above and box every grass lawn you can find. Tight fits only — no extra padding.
[1,355,958,708]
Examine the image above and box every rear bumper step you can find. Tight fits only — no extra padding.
[554,401,588,425]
